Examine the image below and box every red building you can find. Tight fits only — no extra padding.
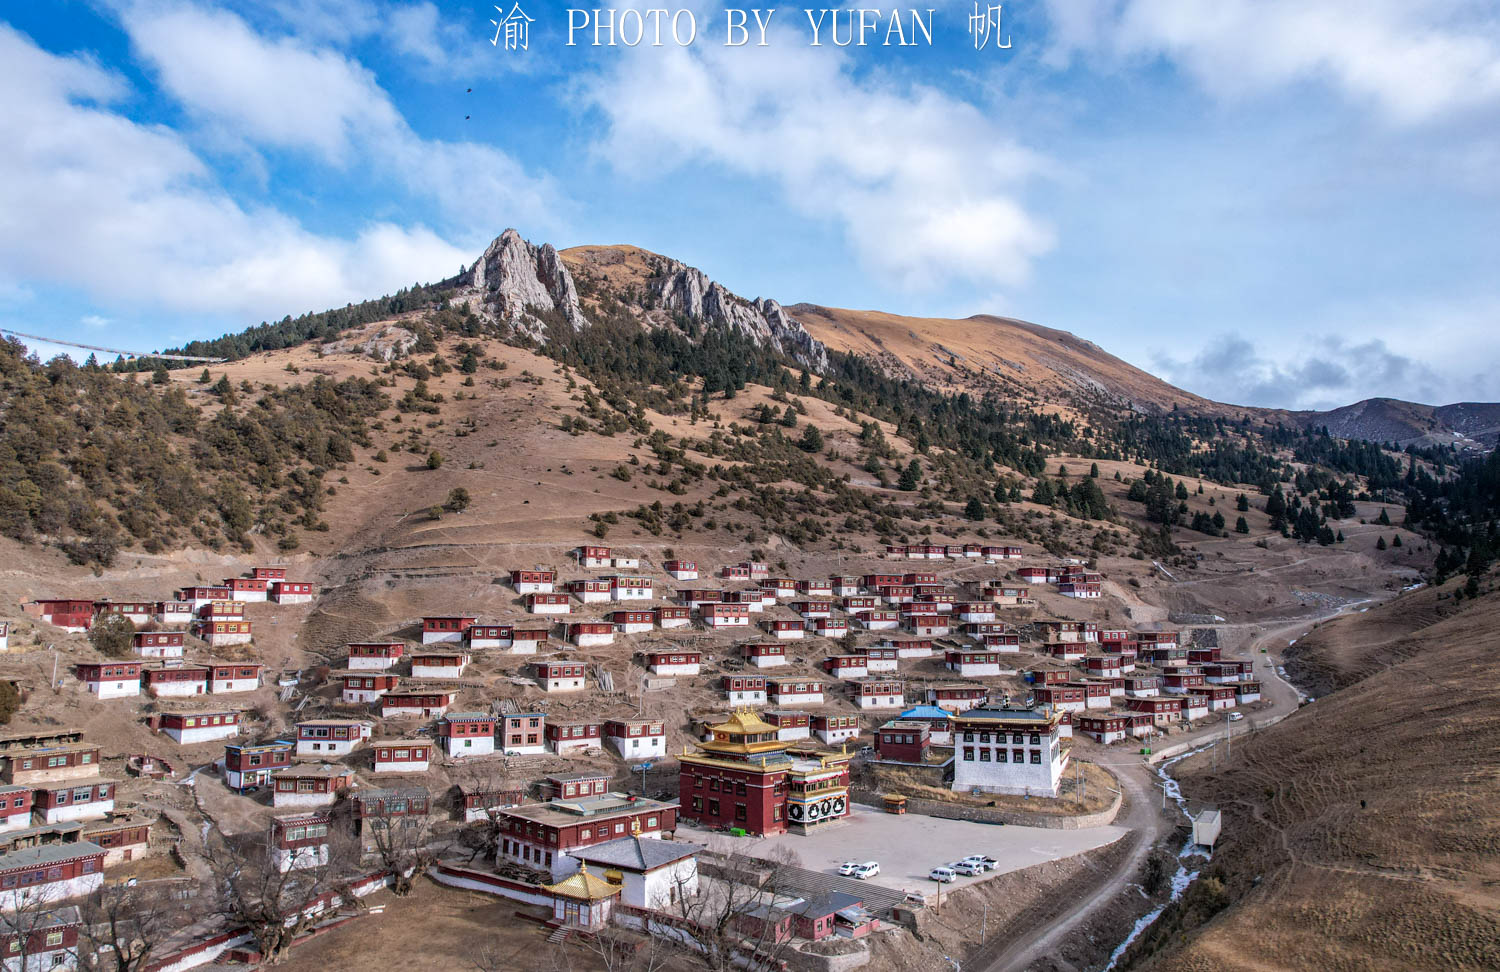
[875,720,931,762]
[270,581,314,603]
[222,740,294,791]
[422,616,477,643]
[543,771,611,801]
[546,720,603,754]
[495,793,678,879]
[32,598,96,631]
[225,577,269,599]
[678,710,852,836]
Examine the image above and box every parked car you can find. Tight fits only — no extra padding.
[929,866,957,883]
[1227,712,1244,722]
[838,861,861,876]
[957,856,993,873]
[951,861,984,877]
[851,862,880,879]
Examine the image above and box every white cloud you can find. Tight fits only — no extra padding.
[1152,327,1499,410]
[81,315,112,329]
[116,1,561,233]
[584,38,1055,291]
[1044,0,1500,123]
[0,23,472,321]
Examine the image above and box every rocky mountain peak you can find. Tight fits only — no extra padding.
[643,255,830,373]
[455,228,588,337]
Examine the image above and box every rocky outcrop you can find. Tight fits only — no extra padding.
[455,229,588,336]
[649,261,830,372]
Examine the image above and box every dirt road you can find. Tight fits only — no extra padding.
[976,596,1390,972]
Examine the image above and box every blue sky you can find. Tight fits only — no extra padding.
[2,0,1498,409]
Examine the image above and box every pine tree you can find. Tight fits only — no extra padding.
[1236,493,1249,512]
[198,367,212,384]
[797,423,824,453]
[1089,463,1100,478]
[1376,536,1387,550]
[964,497,985,520]
[1032,479,1056,506]
[898,460,921,492]
[1266,486,1288,531]
[1376,507,1391,526]
[426,451,444,470]
[1393,535,1403,547]
[1235,516,1249,534]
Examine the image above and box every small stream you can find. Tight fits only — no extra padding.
[1100,746,1215,971]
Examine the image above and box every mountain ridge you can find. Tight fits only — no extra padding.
[157,228,1491,447]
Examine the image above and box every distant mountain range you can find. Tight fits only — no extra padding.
[1288,399,1500,450]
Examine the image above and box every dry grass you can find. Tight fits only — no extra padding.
[872,759,1118,816]
[1129,586,1500,972]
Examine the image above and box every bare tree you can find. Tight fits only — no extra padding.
[655,844,804,972]
[451,764,529,864]
[75,883,192,972]
[0,885,73,972]
[356,805,439,896]
[201,818,359,965]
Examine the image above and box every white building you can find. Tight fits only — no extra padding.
[77,662,141,700]
[643,651,700,676]
[270,813,331,873]
[0,847,104,913]
[722,676,767,706]
[854,680,905,710]
[155,601,195,626]
[372,740,433,774]
[951,708,1067,797]
[610,576,653,601]
[945,650,1006,677]
[440,714,497,759]
[569,836,701,911]
[295,719,372,757]
[568,623,615,648]
[604,719,666,761]
[159,711,240,744]
[812,715,860,746]
[34,781,115,825]
[411,652,470,679]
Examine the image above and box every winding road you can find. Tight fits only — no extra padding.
[976,595,1389,972]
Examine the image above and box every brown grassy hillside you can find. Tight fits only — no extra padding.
[558,243,1230,415]
[1123,582,1500,972]
[788,305,1240,415]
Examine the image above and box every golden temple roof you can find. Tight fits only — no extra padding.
[543,864,622,902]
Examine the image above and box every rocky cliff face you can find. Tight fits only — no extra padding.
[647,259,830,373]
[455,229,588,338]
[453,230,829,371]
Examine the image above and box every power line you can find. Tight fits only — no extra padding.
[1,327,227,363]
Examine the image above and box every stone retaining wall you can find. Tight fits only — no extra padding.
[851,786,1122,830]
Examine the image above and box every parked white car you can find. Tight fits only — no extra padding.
[851,862,880,879]
[929,866,957,883]
[838,861,861,876]
[957,855,994,872]
[951,860,984,877]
